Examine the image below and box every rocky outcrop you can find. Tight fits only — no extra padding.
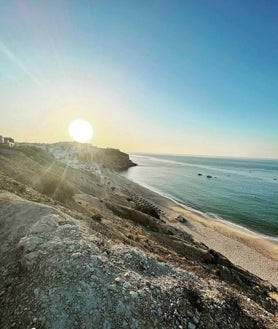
[1,194,277,329]
[0,146,278,329]
[91,147,137,170]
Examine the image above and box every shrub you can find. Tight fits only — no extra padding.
[127,233,134,240]
[91,213,102,221]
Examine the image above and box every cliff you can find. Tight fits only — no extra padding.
[44,142,137,171]
[77,147,137,170]
[0,143,277,329]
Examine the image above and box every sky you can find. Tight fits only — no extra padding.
[0,0,277,158]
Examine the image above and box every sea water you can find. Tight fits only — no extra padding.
[122,154,278,239]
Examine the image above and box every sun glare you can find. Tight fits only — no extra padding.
[68,119,93,143]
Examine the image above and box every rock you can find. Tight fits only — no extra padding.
[177,215,187,223]
[108,284,117,291]
[188,322,196,329]
[29,214,59,234]
[130,291,138,300]
[72,252,82,259]
[34,287,40,297]
[115,277,121,284]
[186,310,194,318]
[193,316,199,324]
[157,307,163,316]
[123,281,131,290]
[17,236,44,253]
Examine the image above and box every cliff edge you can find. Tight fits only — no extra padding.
[0,144,277,329]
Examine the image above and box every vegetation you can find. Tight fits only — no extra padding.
[91,213,102,221]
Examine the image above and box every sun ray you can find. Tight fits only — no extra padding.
[0,39,41,86]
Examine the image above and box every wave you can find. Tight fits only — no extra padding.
[205,212,278,243]
[123,173,278,243]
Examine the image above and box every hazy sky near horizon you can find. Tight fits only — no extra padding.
[0,1,277,158]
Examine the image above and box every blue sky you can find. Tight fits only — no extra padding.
[0,1,277,158]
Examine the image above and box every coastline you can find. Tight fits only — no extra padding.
[121,174,278,243]
[107,169,278,288]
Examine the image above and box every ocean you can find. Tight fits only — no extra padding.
[122,154,278,240]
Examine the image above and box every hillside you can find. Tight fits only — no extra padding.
[0,143,277,329]
[29,142,137,171]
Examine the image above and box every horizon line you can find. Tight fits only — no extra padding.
[128,151,278,161]
[16,140,278,161]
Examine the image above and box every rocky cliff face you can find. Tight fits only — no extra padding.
[90,147,137,170]
[0,144,277,329]
[1,191,277,329]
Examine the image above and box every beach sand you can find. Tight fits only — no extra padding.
[107,170,278,288]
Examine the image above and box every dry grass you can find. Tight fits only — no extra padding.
[35,174,75,203]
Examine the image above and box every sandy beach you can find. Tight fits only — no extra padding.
[107,170,278,288]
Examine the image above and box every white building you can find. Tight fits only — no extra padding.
[8,141,15,148]
[4,137,14,144]
[0,136,15,146]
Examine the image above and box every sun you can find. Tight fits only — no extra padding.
[68,119,94,143]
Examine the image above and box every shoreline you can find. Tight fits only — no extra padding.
[107,170,278,287]
[123,173,278,244]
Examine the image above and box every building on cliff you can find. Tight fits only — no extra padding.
[4,137,14,144]
[0,137,15,147]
